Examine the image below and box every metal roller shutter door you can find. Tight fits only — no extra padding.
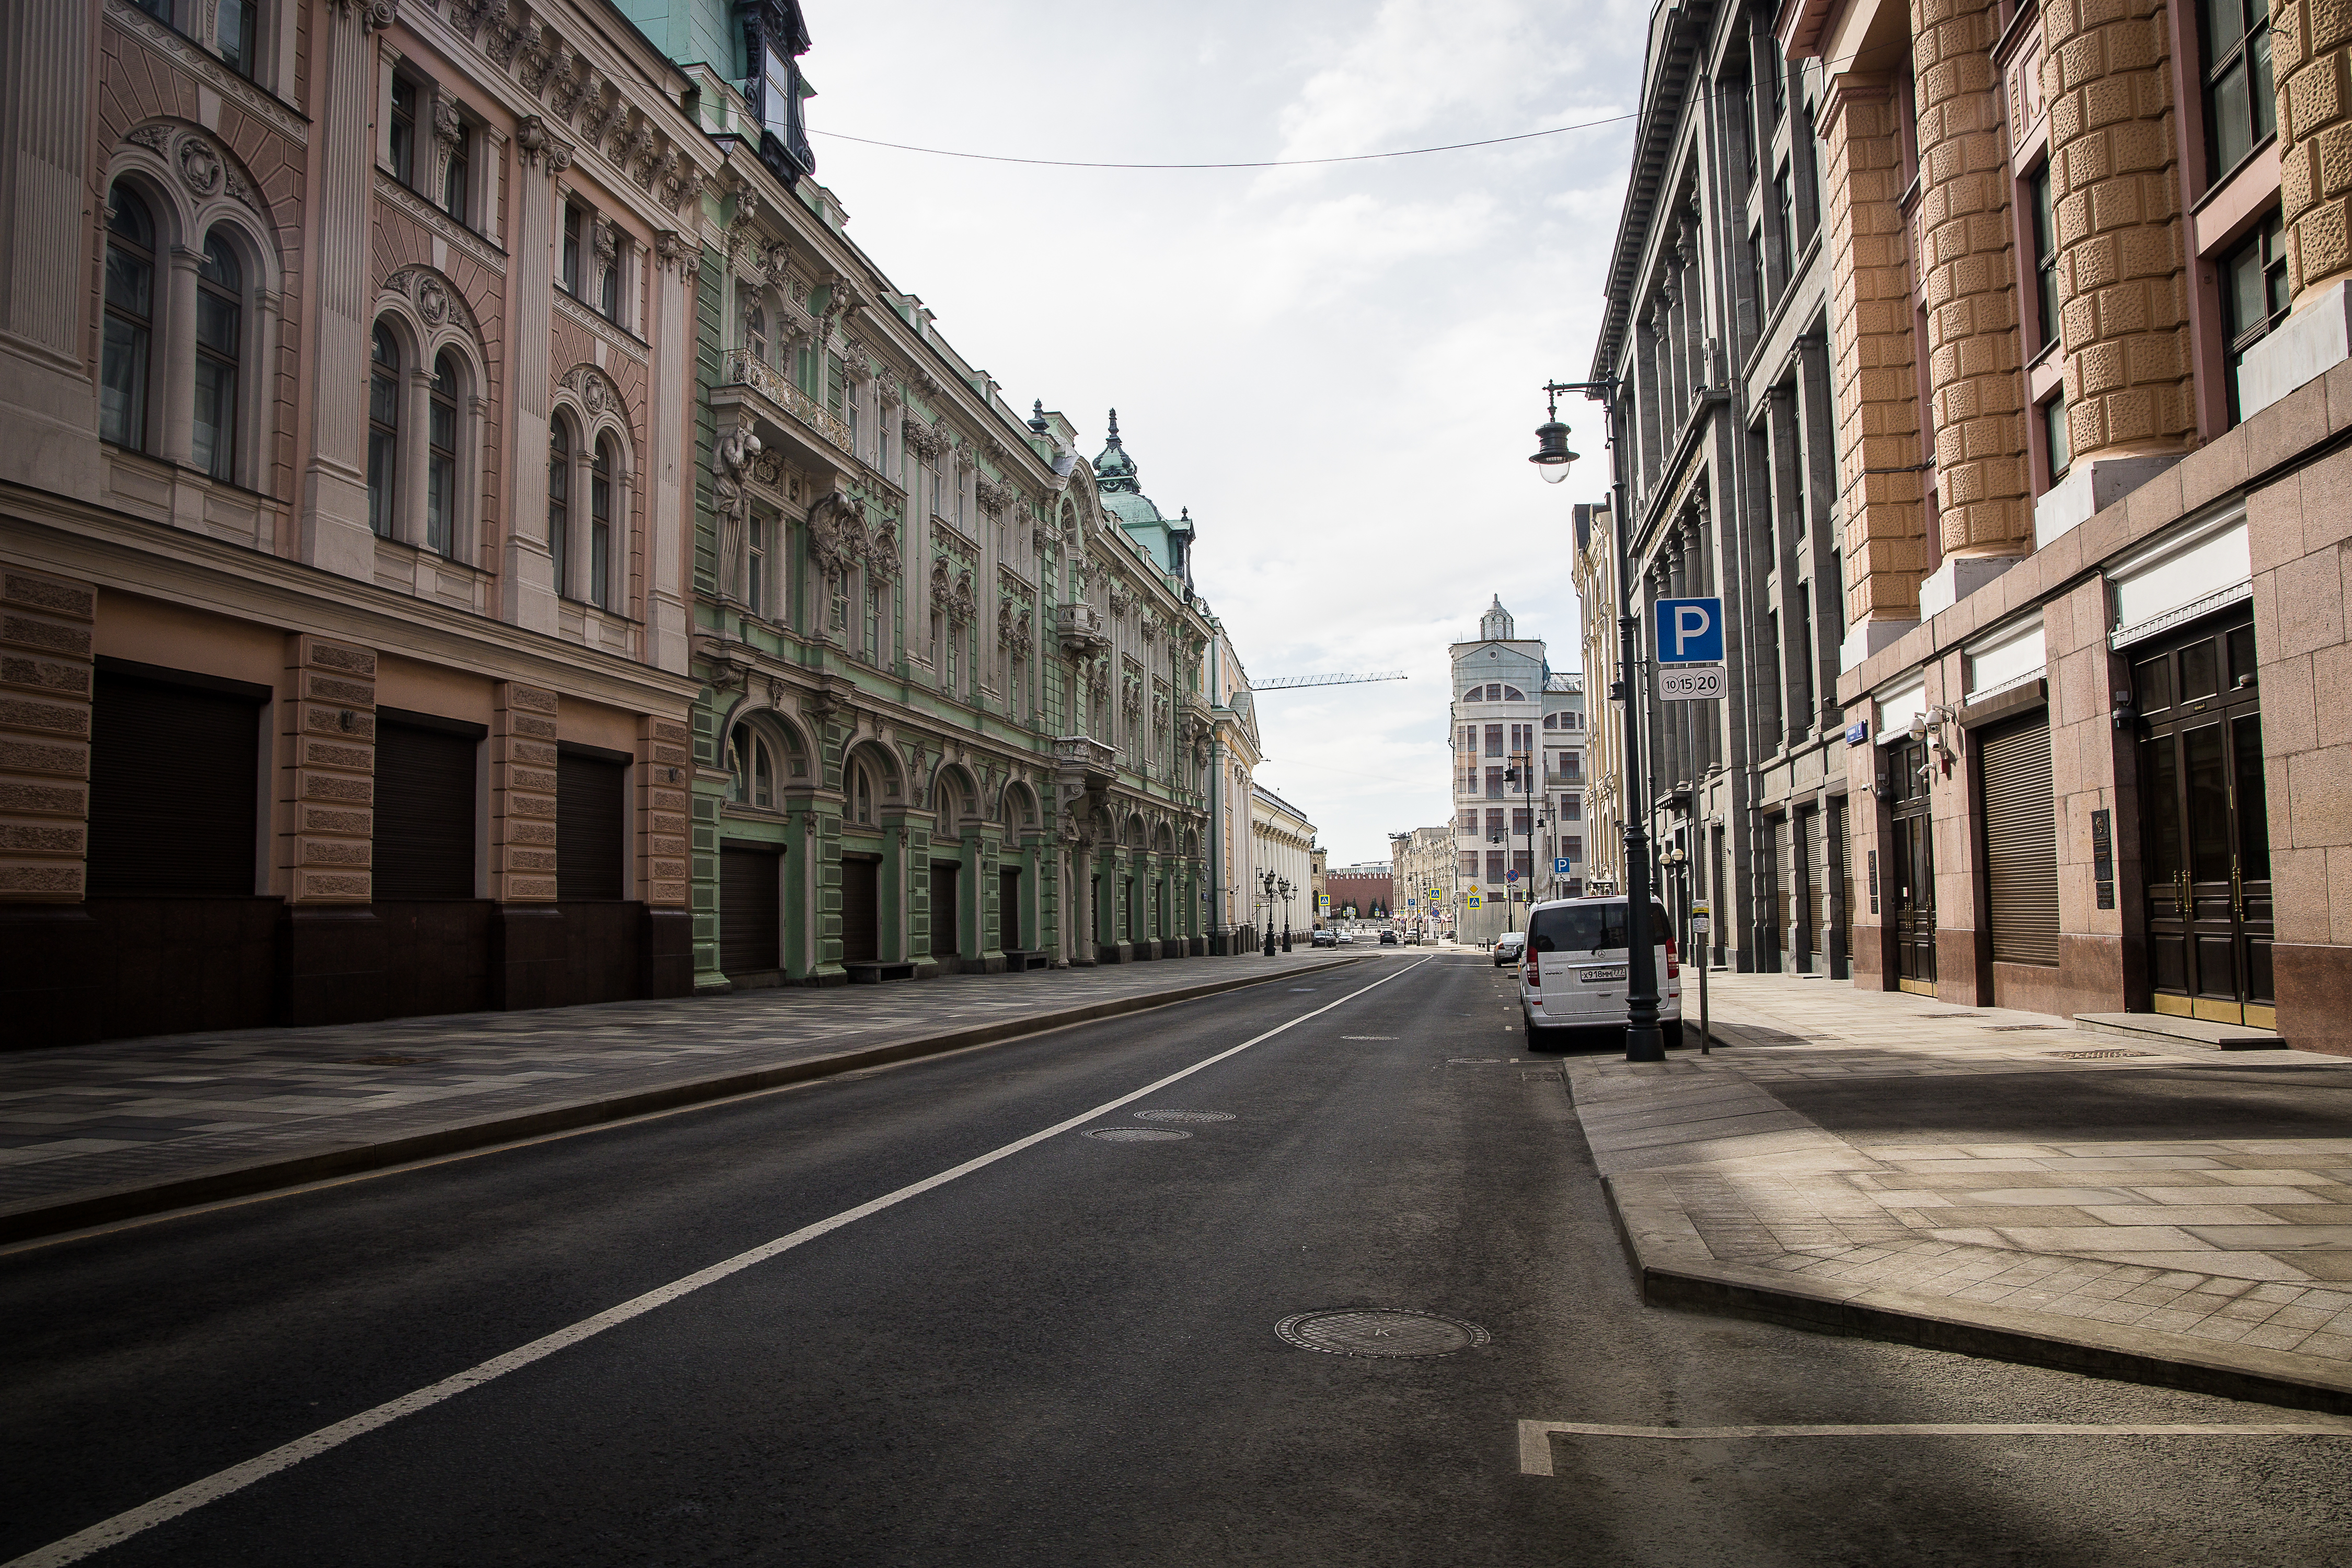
[87,671,262,897]
[839,856,880,963]
[719,847,781,974]
[374,722,478,900]
[556,750,628,901]
[1980,716,2059,965]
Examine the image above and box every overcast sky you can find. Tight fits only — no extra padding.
[801,0,1647,865]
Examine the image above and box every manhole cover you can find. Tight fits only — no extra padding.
[1275,1309,1490,1358]
[1134,1110,1233,1124]
[1985,1024,2058,1031]
[2048,1048,2157,1059]
[348,1055,439,1066]
[1084,1127,1191,1142]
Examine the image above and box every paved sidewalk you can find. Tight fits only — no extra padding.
[1572,973,2352,1411]
[0,950,1367,1243]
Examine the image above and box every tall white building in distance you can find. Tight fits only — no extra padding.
[1448,598,1584,945]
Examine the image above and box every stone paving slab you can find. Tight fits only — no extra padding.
[1572,974,2352,1412]
[0,951,1368,1242]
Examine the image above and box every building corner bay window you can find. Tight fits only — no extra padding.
[368,324,400,538]
[2202,0,2276,180]
[101,184,156,451]
[426,352,459,557]
[192,232,242,483]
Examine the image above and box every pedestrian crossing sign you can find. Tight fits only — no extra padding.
[1467,891,1483,909]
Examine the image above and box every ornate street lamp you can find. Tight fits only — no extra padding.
[1261,868,1278,957]
[1277,878,1294,951]
[1530,378,1662,1062]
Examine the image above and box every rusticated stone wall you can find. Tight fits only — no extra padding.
[1916,0,2032,553]
[494,682,560,901]
[2041,0,2195,459]
[280,635,376,903]
[0,570,94,901]
[639,714,691,907]
[1820,76,1930,623]
[2272,0,2352,301]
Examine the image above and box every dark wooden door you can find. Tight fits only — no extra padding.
[2134,613,2271,1025]
[839,855,880,963]
[999,867,1021,949]
[931,859,961,961]
[1889,738,1937,993]
[556,750,627,901]
[719,846,781,975]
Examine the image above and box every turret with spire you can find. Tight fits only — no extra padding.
[1093,408,1140,494]
[1480,596,1516,641]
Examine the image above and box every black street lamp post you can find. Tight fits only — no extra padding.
[1260,869,1277,957]
[1530,379,1663,1062]
[1278,878,1294,950]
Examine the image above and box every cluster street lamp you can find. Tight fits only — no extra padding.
[1259,869,1278,956]
[1530,379,1663,1063]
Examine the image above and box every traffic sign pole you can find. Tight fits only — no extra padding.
[1691,902,1712,1054]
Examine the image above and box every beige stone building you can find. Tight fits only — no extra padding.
[1572,502,1625,897]
[0,0,717,1045]
[1389,824,1454,938]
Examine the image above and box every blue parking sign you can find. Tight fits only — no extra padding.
[1552,857,1572,875]
[1654,597,1724,664]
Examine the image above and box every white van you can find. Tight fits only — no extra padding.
[1517,895,1684,1047]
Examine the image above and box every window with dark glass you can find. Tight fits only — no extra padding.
[561,203,582,296]
[100,185,155,451]
[590,437,615,608]
[426,352,458,556]
[598,235,620,321]
[747,515,767,617]
[2044,394,2070,477]
[826,352,846,420]
[1775,165,1795,283]
[2222,212,2290,424]
[2202,0,2276,180]
[442,114,469,224]
[193,231,240,483]
[389,76,417,187]
[548,419,571,593]
[218,0,256,78]
[132,0,170,19]
[367,324,399,537]
[2030,163,2059,350]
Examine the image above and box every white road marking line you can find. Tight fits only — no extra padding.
[1516,1419,2352,1475]
[5,958,1435,1568]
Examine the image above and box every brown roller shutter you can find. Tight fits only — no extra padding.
[1980,714,2059,965]
[719,846,781,974]
[557,748,628,900]
[87,669,262,897]
[1802,807,1825,952]
[374,719,479,900]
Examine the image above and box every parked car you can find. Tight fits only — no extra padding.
[1335,930,1356,945]
[1378,929,1399,944]
[1517,895,1684,1048]
[1310,928,1338,948]
[1404,932,1423,945]
[1492,931,1526,967]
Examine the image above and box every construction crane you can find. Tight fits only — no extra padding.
[1250,672,1408,691]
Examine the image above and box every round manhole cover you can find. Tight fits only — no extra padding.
[1134,1110,1234,1124]
[1084,1127,1191,1142]
[1276,1309,1490,1358]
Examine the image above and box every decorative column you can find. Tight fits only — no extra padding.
[502,123,569,633]
[276,634,382,1025]
[2037,0,2192,534]
[647,232,697,674]
[159,245,202,471]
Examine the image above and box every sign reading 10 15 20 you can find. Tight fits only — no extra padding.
[1653,596,1725,702]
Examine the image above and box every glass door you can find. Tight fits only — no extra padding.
[1888,738,1937,994]
[2132,613,2272,1027]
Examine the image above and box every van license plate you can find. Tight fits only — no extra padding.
[1580,966,1626,982]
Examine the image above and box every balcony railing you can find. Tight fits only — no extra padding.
[1055,603,1110,655]
[718,347,854,457]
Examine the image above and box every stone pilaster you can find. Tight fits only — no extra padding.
[1820,75,1928,627]
[0,569,94,901]
[279,635,376,903]
[492,681,560,901]
[637,714,691,906]
[502,129,567,633]
[299,0,385,580]
[2274,0,2352,302]
[647,237,694,673]
[2042,0,2193,461]
[1916,0,2031,554]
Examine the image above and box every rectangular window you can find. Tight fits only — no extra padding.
[425,366,456,556]
[864,581,882,660]
[1796,584,1816,729]
[2044,394,2071,478]
[1774,164,1795,282]
[1461,724,1476,753]
[2221,212,2290,425]
[561,204,583,297]
[1486,808,1505,838]
[747,516,768,618]
[589,449,613,608]
[1510,722,1532,753]
[1565,797,1582,821]
[1484,724,1503,756]
[442,114,470,225]
[1460,809,1478,833]
[2030,164,2059,351]
[389,76,417,186]
[599,238,621,321]
[1565,835,1583,863]
[1486,851,1506,882]
[1511,808,1533,835]
[1485,767,1504,799]
[2202,0,2277,181]
[218,0,256,78]
[1513,850,1533,883]
[1460,852,1479,879]
[826,353,846,419]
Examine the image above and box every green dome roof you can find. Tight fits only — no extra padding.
[1093,408,1140,494]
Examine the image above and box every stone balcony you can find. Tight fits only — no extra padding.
[1055,602,1111,656]
[713,347,855,476]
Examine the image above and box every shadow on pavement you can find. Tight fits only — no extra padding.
[1771,1066,2352,1143]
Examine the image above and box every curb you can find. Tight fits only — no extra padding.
[1598,1174,2352,1416]
[0,955,1364,1247]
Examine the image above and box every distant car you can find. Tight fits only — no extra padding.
[1492,931,1526,967]
[1310,928,1338,948]
[1378,929,1399,944]
[1405,932,1423,945]
[1335,930,1356,945]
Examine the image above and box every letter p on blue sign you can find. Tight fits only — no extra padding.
[1655,597,1725,664]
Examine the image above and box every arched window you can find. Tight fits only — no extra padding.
[1503,685,1525,701]
[742,295,767,364]
[727,723,776,809]
[100,184,156,451]
[426,352,459,557]
[192,231,241,482]
[590,435,617,609]
[1543,713,1557,729]
[547,417,571,593]
[367,324,400,537]
[851,758,875,825]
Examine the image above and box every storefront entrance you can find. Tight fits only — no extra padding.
[1888,737,1936,995]
[2132,610,2272,1027]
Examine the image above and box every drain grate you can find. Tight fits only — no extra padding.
[1276,1309,1490,1359]
[1084,1127,1191,1142]
[1984,1024,2058,1032]
[2048,1047,2158,1060]
[348,1055,439,1066]
[1133,1110,1233,1124]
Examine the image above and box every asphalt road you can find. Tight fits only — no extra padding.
[5,953,2350,1567]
